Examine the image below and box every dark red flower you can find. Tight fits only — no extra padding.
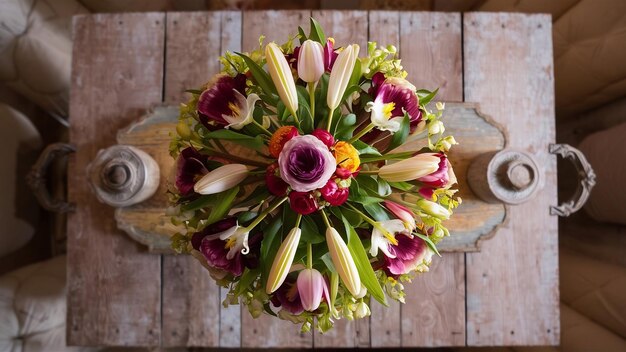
[197,74,247,130]
[176,147,209,196]
[311,128,335,148]
[192,217,244,277]
[266,163,289,196]
[270,275,304,315]
[320,179,349,206]
[288,191,319,215]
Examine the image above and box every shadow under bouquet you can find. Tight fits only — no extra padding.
[169,18,460,333]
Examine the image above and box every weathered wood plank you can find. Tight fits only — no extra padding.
[312,9,371,349]
[67,13,164,346]
[398,11,466,347]
[240,10,313,348]
[242,10,311,52]
[161,11,241,348]
[463,13,559,346]
[313,10,368,50]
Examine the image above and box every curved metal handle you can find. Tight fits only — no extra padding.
[27,143,76,213]
[549,143,596,217]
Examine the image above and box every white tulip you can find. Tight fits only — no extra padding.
[298,40,325,83]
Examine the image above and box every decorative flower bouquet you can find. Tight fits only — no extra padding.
[169,19,460,333]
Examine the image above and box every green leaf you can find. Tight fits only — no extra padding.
[334,113,358,140]
[235,268,260,295]
[296,85,314,132]
[297,26,307,44]
[206,187,240,225]
[387,113,410,152]
[308,18,326,44]
[348,58,362,88]
[180,195,213,212]
[415,233,441,257]
[205,129,265,151]
[234,185,271,208]
[353,140,381,156]
[236,52,278,103]
[341,215,387,306]
[260,215,283,286]
[388,181,415,192]
[417,87,439,107]
[363,203,390,221]
[301,215,324,244]
[185,89,203,95]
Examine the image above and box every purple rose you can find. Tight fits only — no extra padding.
[278,135,336,192]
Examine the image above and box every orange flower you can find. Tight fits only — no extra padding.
[268,126,299,158]
[333,141,360,172]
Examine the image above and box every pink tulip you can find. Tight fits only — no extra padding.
[297,268,325,311]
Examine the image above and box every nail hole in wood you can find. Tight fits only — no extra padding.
[476,329,480,334]
[446,22,450,27]
[386,330,391,335]
[253,329,258,334]
[115,328,120,334]
[148,330,154,335]
[173,20,177,25]
[547,329,551,333]
[155,21,160,25]
[383,19,388,24]
[471,21,476,26]
[501,23,506,28]
[482,272,487,278]
[410,20,413,25]
[118,21,123,25]
[538,24,543,28]
[432,25,436,29]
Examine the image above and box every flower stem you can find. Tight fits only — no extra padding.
[307,242,313,269]
[344,203,398,245]
[252,120,273,136]
[245,196,288,231]
[348,123,375,144]
[326,109,334,131]
[360,151,414,164]
[205,149,268,168]
[320,209,333,228]
[308,82,317,126]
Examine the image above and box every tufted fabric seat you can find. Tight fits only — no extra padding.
[0,0,87,117]
[0,255,97,352]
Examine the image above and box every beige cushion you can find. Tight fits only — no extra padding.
[0,103,41,258]
[0,255,97,352]
[0,0,87,116]
[560,248,626,338]
[578,122,626,225]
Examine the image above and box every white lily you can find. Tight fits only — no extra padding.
[326,226,361,296]
[205,222,250,260]
[364,99,404,133]
[327,44,360,111]
[194,164,249,195]
[222,90,260,130]
[370,219,409,258]
[266,227,302,294]
[378,153,441,182]
[265,42,299,119]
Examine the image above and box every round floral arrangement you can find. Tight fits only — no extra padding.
[169,19,460,333]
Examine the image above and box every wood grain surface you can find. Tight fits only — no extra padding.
[67,13,165,346]
[66,10,559,348]
[463,13,559,346]
[396,12,466,347]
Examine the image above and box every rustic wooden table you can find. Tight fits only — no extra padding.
[67,10,559,348]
